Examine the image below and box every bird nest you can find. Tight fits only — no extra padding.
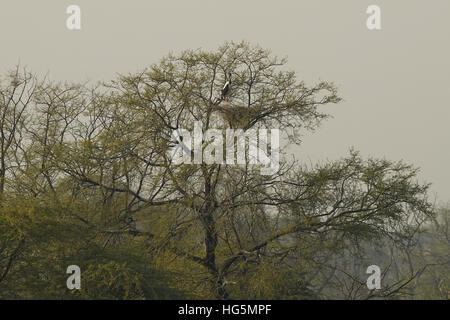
[210,104,260,128]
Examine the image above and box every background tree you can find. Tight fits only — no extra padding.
[0,66,37,200]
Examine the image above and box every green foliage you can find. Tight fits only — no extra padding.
[0,198,186,299]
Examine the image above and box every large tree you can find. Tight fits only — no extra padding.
[58,42,432,299]
[0,42,439,299]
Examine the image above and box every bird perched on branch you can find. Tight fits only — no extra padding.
[221,72,232,104]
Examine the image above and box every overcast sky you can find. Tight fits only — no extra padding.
[1,0,449,202]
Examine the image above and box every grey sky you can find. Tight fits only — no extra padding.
[1,0,449,202]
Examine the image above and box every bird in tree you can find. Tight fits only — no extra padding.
[221,72,232,104]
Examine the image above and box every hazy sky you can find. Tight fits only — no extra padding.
[1,0,449,202]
